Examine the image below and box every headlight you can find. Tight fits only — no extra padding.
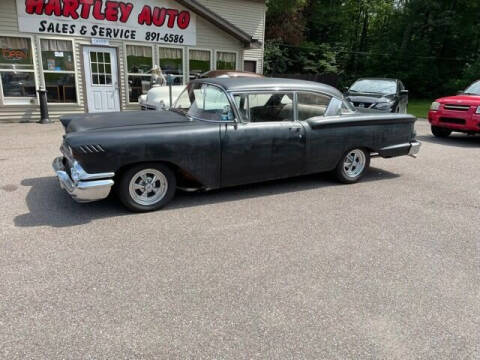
[70,165,81,183]
[374,102,394,110]
[430,102,441,111]
[476,106,480,114]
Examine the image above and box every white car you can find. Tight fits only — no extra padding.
[139,70,264,111]
[139,85,186,111]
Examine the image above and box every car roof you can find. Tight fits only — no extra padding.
[355,78,399,82]
[193,77,343,98]
[200,70,264,79]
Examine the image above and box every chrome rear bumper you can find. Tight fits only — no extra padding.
[408,141,422,158]
[52,157,114,203]
[377,141,421,158]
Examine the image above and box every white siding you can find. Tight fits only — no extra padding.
[197,0,266,73]
[198,0,266,40]
[0,0,18,33]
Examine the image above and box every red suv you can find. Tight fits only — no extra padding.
[428,80,480,137]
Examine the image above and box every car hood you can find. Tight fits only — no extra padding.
[61,111,189,133]
[436,94,480,105]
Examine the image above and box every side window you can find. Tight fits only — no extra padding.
[297,92,332,120]
[235,93,294,123]
[234,94,248,121]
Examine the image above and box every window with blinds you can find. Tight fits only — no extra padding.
[216,51,237,71]
[189,49,211,80]
[126,45,153,103]
[40,39,76,103]
[159,47,184,85]
[0,36,36,102]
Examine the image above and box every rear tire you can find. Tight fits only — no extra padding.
[335,148,370,184]
[117,163,176,212]
[432,126,452,138]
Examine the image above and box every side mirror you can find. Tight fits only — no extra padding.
[457,90,464,95]
[400,90,409,95]
[344,86,350,93]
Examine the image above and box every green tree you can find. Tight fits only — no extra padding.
[265,0,480,98]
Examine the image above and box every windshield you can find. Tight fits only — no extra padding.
[464,81,480,95]
[349,79,397,95]
[173,83,234,121]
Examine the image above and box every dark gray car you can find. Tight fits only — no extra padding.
[53,78,420,212]
[345,78,409,113]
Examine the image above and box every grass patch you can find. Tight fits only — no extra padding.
[408,99,431,119]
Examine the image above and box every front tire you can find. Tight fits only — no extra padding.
[117,163,176,212]
[335,148,370,184]
[431,126,452,138]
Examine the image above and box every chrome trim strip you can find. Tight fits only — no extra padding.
[444,105,470,111]
[379,143,411,151]
[71,160,115,181]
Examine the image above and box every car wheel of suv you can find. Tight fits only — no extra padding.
[335,148,370,184]
[431,126,452,138]
[117,163,176,212]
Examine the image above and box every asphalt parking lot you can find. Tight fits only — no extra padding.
[0,119,479,359]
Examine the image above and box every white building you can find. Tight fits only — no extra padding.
[0,0,266,122]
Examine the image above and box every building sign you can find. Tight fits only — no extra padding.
[16,0,197,46]
[91,38,110,46]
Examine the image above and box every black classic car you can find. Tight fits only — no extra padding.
[345,78,409,113]
[54,78,421,212]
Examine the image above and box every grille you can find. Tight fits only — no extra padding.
[444,104,471,111]
[354,102,373,108]
[439,117,466,125]
[78,145,105,154]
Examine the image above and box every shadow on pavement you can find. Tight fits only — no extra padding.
[15,167,400,228]
[168,167,400,211]
[14,177,128,228]
[417,134,480,148]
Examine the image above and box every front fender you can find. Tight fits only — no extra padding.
[65,122,222,189]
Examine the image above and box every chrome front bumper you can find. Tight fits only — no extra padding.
[52,157,115,203]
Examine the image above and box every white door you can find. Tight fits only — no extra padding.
[83,46,120,113]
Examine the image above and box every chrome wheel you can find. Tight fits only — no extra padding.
[343,149,366,178]
[128,169,168,206]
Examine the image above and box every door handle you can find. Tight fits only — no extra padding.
[289,126,304,139]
